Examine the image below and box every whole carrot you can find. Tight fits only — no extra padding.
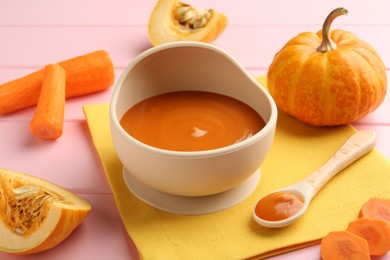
[0,50,114,115]
[30,64,66,140]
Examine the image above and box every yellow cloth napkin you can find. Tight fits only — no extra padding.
[83,76,390,260]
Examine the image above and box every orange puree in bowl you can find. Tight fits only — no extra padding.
[119,91,265,151]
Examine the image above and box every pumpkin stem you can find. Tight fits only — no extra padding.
[317,7,348,53]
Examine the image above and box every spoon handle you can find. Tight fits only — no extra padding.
[303,130,377,196]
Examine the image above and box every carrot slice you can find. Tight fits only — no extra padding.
[347,217,390,256]
[320,231,370,260]
[0,50,114,115]
[359,197,390,225]
[30,64,66,140]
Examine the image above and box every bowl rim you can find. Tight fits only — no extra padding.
[110,41,278,158]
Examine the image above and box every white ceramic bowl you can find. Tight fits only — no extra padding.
[110,41,277,197]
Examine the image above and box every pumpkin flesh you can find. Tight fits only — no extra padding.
[148,0,228,45]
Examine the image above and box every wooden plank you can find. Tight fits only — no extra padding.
[0,121,112,193]
[0,0,389,26]
[0,26,389,70]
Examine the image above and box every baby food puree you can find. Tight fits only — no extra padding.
[120,91,265,151]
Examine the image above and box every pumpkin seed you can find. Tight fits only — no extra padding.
[12,185,40,195]
[175,3,213,29]
[13,227,24,235]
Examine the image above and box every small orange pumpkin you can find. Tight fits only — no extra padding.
[267,8,387,126]
[148,0,228,46]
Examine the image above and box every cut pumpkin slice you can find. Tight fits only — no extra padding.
[148,0,228,45]
[0,168,91,254]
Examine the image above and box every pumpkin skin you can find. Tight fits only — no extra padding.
[148,0,228,46]
[267,9,387,126]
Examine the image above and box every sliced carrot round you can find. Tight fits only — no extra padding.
[359,197,390,225]
[347,217,390,256]
[320,230,370,260]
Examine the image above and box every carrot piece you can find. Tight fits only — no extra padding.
[320,231,370,260]
[359,197,390,225]
[30,64,66,140]
[0,50,114,115]
[347,217,390,256]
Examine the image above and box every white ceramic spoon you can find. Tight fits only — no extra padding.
[253,130,377,228]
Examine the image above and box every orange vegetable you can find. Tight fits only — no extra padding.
[320,231,370,260]
[320,198,390,258]
[148,0,228,45]
[0,168,91,254]
[0,50,114,115]
[267,7,387,126]
[347,217,390,256]
[30,64,66,140]
[359,197,390,225]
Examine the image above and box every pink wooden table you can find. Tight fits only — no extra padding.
[0,1,389,259]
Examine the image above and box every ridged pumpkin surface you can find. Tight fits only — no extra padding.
[0,168,91,254]
[148,0,228,46]
[267,9,387,126]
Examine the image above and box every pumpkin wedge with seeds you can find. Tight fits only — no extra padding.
[148,0,228,45]
[0,168,91,254]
